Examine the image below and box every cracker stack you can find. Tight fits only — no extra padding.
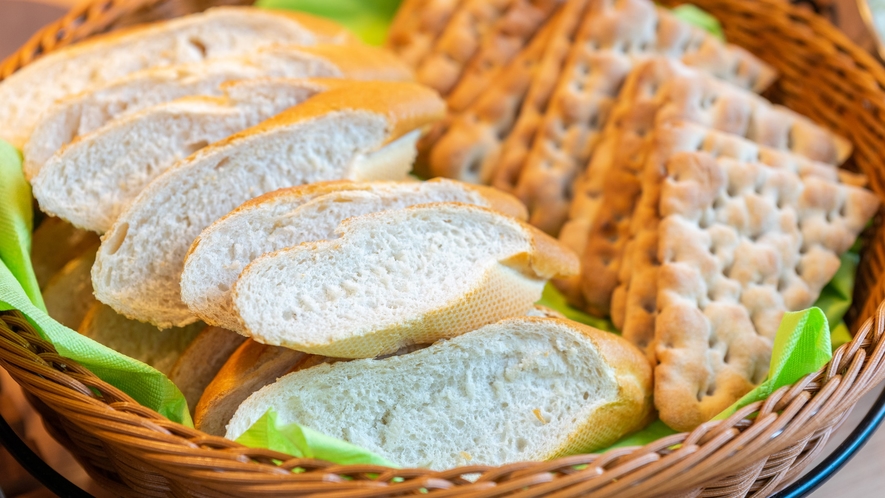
[413,0,775,223]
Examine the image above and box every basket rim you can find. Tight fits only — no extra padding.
[3,0,885,495]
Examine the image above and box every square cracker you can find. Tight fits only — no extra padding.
[560,57,851,314]
[386,0,464,68]
[429,0,590,183]
[513,0,776,236]
[615,121,847,356]
[653,148,878,431]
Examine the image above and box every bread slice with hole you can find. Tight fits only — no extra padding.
[92,81,446,328]
[193,305,557,436]
[225,316,652,469]
[33,78,353,233]
[231,203,578,358]
[168,326,247,413]
[0,7,355,149]
[23,44,412,181]
[78,302,205,375]
[181,178,527,332]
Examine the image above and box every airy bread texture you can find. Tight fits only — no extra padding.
[42,250,98,330]
[78,303,204,375]
[182,178,527,331]
[225,317,652,469]
[0,7,355,148]
[33,79,346,233]
[232,203,578,358]
[92,81,446,328]
[168,327,246,414]
[195,305,557,436]
[23,44,412,181]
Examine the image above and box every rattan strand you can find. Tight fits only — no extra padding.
[2,0,885,495]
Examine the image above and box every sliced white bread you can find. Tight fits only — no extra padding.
[195,340,324,436]
[194,304,558,436]
[181,178,527,331]
[23,44,412,180]
[78,302,204,375]
[42,249,98,330]
[225,317,652,469]
[91,81,446,328]
[30,217,100,289]
[33,78,344,233]
[168,326,247,413]
[0,7,355,149]
[232,203,579,358]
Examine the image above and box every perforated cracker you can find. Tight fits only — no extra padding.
[562,58,851,314]
[416,0,531,97]
[386,0,464,68]
[428,0,589,183]
[513,0,776,236]
[446,0,563,111]
[615,121,845,354]
[653,150,878,431]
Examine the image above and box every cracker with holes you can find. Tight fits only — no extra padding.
[415,0,516,96]
[614,121,848,357]
[446,0,563,111]
[558,57,851,314]
[429,0,588,183]
[513,0,776,236]
[653,149,878,431]
[386,0,464,68]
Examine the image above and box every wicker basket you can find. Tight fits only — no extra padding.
[3,0,885,496]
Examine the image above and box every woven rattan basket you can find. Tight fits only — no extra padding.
[3,0,885,495]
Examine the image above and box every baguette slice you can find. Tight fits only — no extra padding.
[225,317,652,469]
[182,178,526,331]
[33,78,343,233]
[42,249,98,330]
[24,44,412,180]
[78,302,204,375]
[31,217,100,289]
[232,203,578,358]
[92,81,446,328]
[168,326,247,413]
[0,7,355,148]
[194,304,556,436]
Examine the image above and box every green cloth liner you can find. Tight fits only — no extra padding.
[0,2,855,468]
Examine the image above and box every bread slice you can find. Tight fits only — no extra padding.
[23,44,411,181]
[181,178,527,331]
[33,79,347,233]
[30,217,100,289]
[78,302,204,375]
[168,326,247,414]
[194,304,557,436]
[232,203,578,358]
[195,340,326,436]
[225,317,652,469]
[42,249,98,330]
[91,81,446,328]
[0,7,355,148]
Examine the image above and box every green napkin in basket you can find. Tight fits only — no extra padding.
[0,1,856,468]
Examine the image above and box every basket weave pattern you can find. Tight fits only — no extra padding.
[2,0,885,496]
